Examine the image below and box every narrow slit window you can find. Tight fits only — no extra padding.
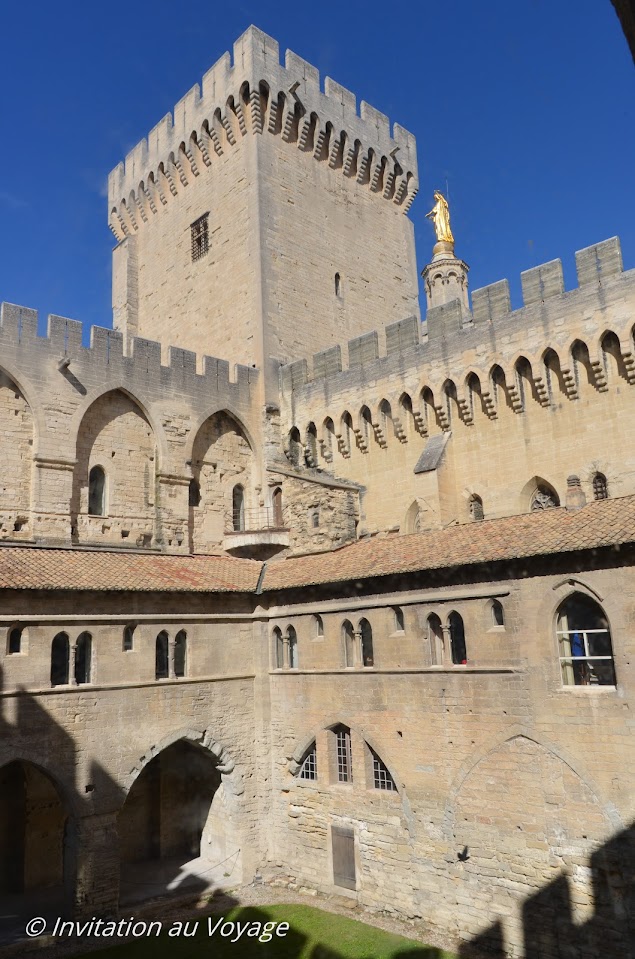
[174,630,187,678]
[8,626,23,654]
[123,625,135,652]
[75,632,92,685]
[191,213,209,262]
[155,631,169,680]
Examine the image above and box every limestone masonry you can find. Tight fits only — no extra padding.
[0,25,634,959]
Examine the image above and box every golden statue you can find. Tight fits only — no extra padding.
[426,191,454,245]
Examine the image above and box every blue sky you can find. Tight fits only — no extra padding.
[0,0,633,342]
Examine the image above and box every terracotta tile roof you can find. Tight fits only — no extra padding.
[0,496,632,595]
[262,495,635,591]
[0,548,261,593]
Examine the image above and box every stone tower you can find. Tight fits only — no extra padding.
[421,238,470,315]
[108,26,421,399]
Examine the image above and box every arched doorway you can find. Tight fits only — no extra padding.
[0,761,69,934]
[117,740,240,905]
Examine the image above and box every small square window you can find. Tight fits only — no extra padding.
[191,214,209,262]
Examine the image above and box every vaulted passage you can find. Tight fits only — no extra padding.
[0,761,68,939]
[117,740,236,905]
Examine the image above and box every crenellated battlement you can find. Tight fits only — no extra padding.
[107,25,418,239]
[281,237,634,397]
[0,302,259,401]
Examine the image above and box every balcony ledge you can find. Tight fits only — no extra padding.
[223,527,290,557]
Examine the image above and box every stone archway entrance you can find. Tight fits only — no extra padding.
[0,761,69,943]
[117,739,242,906]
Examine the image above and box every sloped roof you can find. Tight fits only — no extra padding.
[0,547,261,593]
[0,496,632,594]
[261,495,635,591]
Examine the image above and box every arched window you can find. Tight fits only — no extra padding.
[427,613,443,666]
[75,632,92,684]
[155,631,169,680]
[7,625,24,655]
[393,607,405,633]
[174,630,187,677]
[448,612,467,665]
[123,624,135,652]
[287,626,298,669]
[272,487,283,526]
[188,478,201,507]
[305,422,318,467]
[333,725,353,783]
[51,632,70,686]
[469,494,484,522]
[593,472,609,501]
[314,615,324,638]
[369,746,397,791]
[287,427,303,467]
[556,594,616,686]
[323,418,335,459]
[342,620,355,668]
[491,600,505,628]
[88,466,106,516]
[299,742,317,781]
[273,627,284,669]
[232,484,245,531]
[360,618,374,667]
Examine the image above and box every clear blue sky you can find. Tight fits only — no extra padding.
[0,0,633,342]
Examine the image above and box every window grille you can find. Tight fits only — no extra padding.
[191,214,209,261]
[371,748,397,791]
[470,495,484,521]
[593,473,608,500]
[336,728,352,783]
[299,744,317,780]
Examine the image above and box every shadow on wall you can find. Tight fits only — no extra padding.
[459,821,635,958]
[0,663,222,944]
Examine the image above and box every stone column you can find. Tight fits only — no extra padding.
[441,626,453,667]
[69,643,78,685]
[354,628,363,669]
[168,636,176,679]
[282,635,290,669]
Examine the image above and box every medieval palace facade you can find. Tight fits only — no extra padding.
[0,26,633,959]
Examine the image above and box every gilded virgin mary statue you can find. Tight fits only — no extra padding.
[426,191,454,245]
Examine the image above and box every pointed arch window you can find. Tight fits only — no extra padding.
[174,630,187,678]
[392,607,405,633]
[448,611,467,665]
[299,742,317,781]
[7,625,24,655]
[75,632,92,684]
[232,484,245,531]
[491,600,505,628]
[333,725,353,783]
[427,613,443,666]
[272,487,283,526]
[369,746,397,791]
[123,624,136,652]
[273,627,284,669]
[88,466,106,516]
[314,615,324,639]
[469,494,484,522]
[343,620,355,668]
[556,594,615,686]
[155,631,169,680]
[360,618,374,667]
[287,625,298,669]
[51,632,70,686]
[592,473,608,501]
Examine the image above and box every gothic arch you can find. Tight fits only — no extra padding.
[70,385,167,467]
[184,404,257,465]
[444,728,622,836]
[0,364,44,453]
[123,727,244,798]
